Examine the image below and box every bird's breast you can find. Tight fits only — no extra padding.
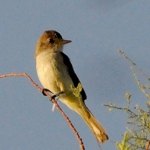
[36,51,73,94]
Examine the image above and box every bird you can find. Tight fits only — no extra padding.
[35,30,108,143]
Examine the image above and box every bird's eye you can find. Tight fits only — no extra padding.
[54,33,58,38]
[54,32,62,39]
[49,39,54,44]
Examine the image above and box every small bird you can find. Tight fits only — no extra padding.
[35,30,108,143]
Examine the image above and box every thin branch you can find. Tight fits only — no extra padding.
[118,49,150,100]
[104,104,137,117]
[0,72,85,150]
[146,141,150,150]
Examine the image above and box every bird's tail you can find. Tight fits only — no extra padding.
[60,95,108,143]
[77,104,108,143]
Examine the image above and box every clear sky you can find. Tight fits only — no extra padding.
[0,0,150,150]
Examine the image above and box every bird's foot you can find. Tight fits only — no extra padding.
[42,88,52,96]
[51,91,64,99]
[51,91,64,112]
[42,89,64,112]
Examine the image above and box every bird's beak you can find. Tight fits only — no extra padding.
[62,39,72,45]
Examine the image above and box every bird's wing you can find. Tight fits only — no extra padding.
[60,52,87,101]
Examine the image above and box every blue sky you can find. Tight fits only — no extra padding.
[0,0,150,149]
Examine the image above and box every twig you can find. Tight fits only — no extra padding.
[0,72,85,150]
[118,49,150,100]
[104,104,137,118]
[146,140,150,150]
[104,104,133,114]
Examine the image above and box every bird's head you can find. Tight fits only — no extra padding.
[35,30,71,56]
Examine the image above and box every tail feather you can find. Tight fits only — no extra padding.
[60,96,108,143]
[78,105,108,143]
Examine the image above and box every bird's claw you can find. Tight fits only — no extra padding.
[51,91,64,112]
[42,88,52,96]
[51,91,64,99]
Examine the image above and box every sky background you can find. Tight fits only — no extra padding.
[0,0,150,150]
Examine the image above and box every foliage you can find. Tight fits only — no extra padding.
[105,50,150,150]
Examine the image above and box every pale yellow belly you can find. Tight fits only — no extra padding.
[36,51,73,94]
[36,51,85,113]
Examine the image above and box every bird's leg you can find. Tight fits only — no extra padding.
[51,91,64,99]
[51,91,64,112]
[42,89,64,111]
[42,88,52,96]
[42,88,64,99]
